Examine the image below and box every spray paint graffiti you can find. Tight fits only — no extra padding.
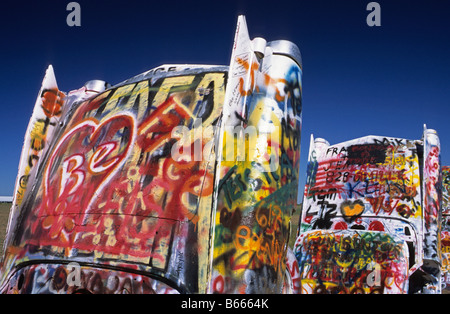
[295,127,442,294]
[294,230,409,294]
[209,16,302,294]
[299,135,423,236]
[441,166,450,292]
[1,263,177,294]
[285,248,301,294]
[0,16,302,294]
[422,130,442,265]
[11,66,65,209]
[1,67,228,294]
[1,67,227,294]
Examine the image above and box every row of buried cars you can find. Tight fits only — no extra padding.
[292,130,450,294]
[0,16,449,294]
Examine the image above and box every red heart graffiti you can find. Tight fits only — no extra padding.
[41,113,136,223]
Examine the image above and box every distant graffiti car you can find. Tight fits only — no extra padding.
[294,129,442,294]
[0,16,303,294]
[441,166,450,292]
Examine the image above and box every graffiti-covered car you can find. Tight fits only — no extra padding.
[294,128,442,294]
[0,16,302,294]
[441,166,450,292]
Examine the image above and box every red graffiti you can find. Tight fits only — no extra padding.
[29,93,215,263]
[32,113,136,247]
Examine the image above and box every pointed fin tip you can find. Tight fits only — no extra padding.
[43,64,58,90]
[234,15,250,43]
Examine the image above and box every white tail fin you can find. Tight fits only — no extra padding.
[11,65,64,208]
[222,15,262,126]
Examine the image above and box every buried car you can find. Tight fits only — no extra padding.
[294,128,442,294]
[0,16,302,294]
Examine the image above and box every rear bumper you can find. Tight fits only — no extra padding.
[1,261,180,294]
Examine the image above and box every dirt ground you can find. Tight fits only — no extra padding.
[0,202,11,256]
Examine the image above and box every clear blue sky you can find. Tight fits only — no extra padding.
[0,0,449,200]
